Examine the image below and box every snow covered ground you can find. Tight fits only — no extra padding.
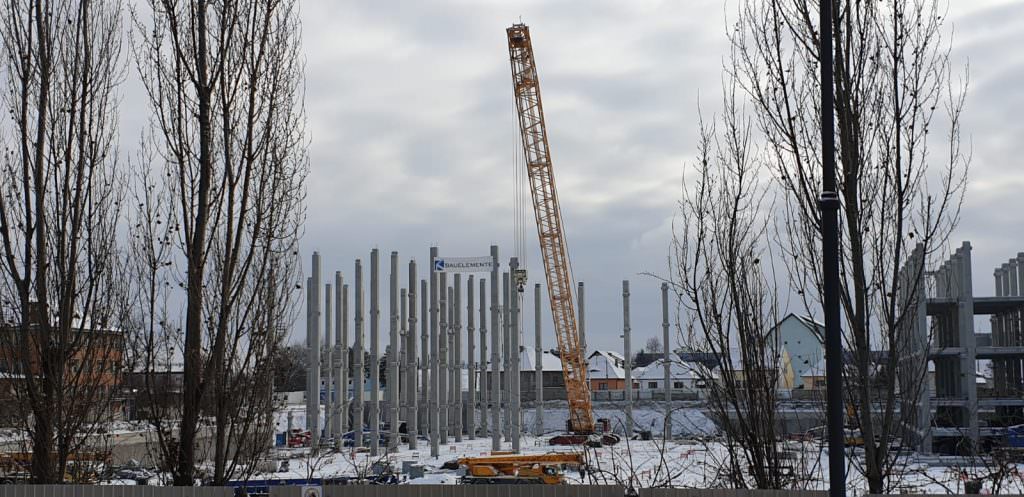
[258,403,1024,495]
[248,434,1024,496]
[521,404,717,437]
[274,403,717,439]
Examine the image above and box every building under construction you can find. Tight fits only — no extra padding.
[902,242,1024,454]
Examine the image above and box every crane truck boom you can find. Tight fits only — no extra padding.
[443,452,584,485]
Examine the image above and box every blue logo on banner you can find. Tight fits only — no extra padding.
[434,259,445,271]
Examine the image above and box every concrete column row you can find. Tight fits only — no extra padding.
[305,247,523,455]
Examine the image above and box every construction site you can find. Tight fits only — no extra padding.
[0,0,1020,494]
[261,21,1024,494]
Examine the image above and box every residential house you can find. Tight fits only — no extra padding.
[634,358,710,393]
[722,348,797,390]
[0,304,125,419]
[587,350,629,392]
[519,346,566,401]
[123,361,184,419]
[801,358,827,391]
[774,313,824,379]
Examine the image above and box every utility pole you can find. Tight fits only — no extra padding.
[623,280,633,438]
[818,0,846,495]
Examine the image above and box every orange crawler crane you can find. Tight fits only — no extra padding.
[506,23,618,446]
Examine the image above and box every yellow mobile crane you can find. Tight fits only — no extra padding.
[506,23,617,446]
[443,452,584,485]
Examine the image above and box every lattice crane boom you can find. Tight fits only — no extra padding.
[506,23,594,434]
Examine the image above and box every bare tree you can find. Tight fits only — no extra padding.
[0,0,126,483]
[645,337,663,354]
[129,0,308,485]
[667,83,798,489]
[722,0,968,492]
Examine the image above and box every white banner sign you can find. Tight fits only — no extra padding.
[433,256,493,273]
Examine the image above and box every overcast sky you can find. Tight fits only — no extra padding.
[216,0,1024,354]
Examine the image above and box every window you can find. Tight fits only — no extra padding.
[648,382,658,389]
[598,382,608,391]
[673,381,685,389]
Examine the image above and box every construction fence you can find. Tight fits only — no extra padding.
[268,485,625,497]
[0,486,233,497]
[638,490,824,497]
[2,487,1015,497]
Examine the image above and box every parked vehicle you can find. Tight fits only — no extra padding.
[287,429,312,448]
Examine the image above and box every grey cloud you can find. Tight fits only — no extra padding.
[286,0,1022,353]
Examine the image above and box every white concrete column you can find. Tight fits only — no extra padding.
[370,249,381,456]
[399,288,407,432]
[490,245,501,451]
[388,251,400,450]
[502,271,511,441]
[354,260,364,448]
[662,282,671,441]
[334,272,345,439]
[309,253,322,447]
[623,279,633,438]
[446,286,455,441]
[534,283,543,437]
[479,277,488,437]
[429,247,439,457]
[439,274,449,444]
[454,275,463,442]
[407,260,418,449]
[467,275,476,440]
[510,258,521,452]
[324,282,333,440]
[419,278,429,440]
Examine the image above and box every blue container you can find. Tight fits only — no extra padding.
[275,433,286,447]
[1008,424,1024,448]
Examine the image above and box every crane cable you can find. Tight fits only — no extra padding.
[513,96,526,272]
[511,59,582,318]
